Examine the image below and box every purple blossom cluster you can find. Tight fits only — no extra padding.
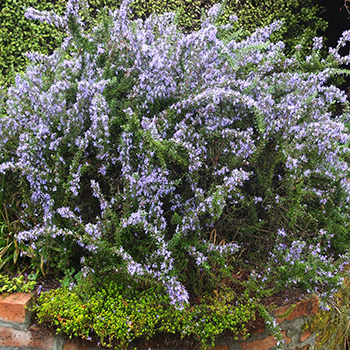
[259,228,347,305]
[1,0,350,305]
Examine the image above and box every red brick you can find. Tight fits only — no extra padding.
[250,324,265,335]
[275,297,319,323]
[240,335,277,350]
[0,293,32,323]
[240,331,290,350]
[283,330,291,345]
[64,341,81,350]
[64,340,102,350]
[299,330,312,343]
[0,325,53,349]
[208,345,230,350]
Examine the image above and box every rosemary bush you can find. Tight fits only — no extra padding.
[0,0,326,88]
[1,0,350,309]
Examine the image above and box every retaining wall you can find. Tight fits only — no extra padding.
[0,293,339,350]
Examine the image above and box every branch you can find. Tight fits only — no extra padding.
[341,0,350,15]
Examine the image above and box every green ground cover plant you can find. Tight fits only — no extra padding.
[1,0,350,348]
[0,273,36,293]
[34,280,257,349]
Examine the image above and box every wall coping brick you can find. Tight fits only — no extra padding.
[0,293,32,324]
[274,297,319,324]
[0,325,54,349]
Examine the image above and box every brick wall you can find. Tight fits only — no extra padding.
[0,293,335,350]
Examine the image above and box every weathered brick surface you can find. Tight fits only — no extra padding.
[64,340,84,350]
[240,334,277,350]
[275,297,319,323]
[0,325,53,349]
[208,345,230,350]
[0,293,32,323]
[64,339,98,350]
[299,331,312,343]
[240,331,290,350]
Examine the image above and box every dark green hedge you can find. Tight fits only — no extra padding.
[0,0,326,88]
[0,0,66,87]
[223,0,327,55]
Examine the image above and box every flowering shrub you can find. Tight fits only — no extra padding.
[1,0,350,309]
[250,229,349,309]
[0,0,326,89]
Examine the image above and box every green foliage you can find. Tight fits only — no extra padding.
[305,273,350,349]
[0,273,36,293]
[217,0,327,56]
[2,1,349,347]
[256,304,284,350]
[0,0,327,89]
[250,230,348,304]
[128,0,327,55]
[0,0,67,88]
[34,280,257,349]
[0,176,27,272]
[2,0,347,297]
[85,0,204,33]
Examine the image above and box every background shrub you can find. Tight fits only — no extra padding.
[0,0,327,88]
[0,0,66,88]
[1,0,349,309]
[217,0,327,55]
